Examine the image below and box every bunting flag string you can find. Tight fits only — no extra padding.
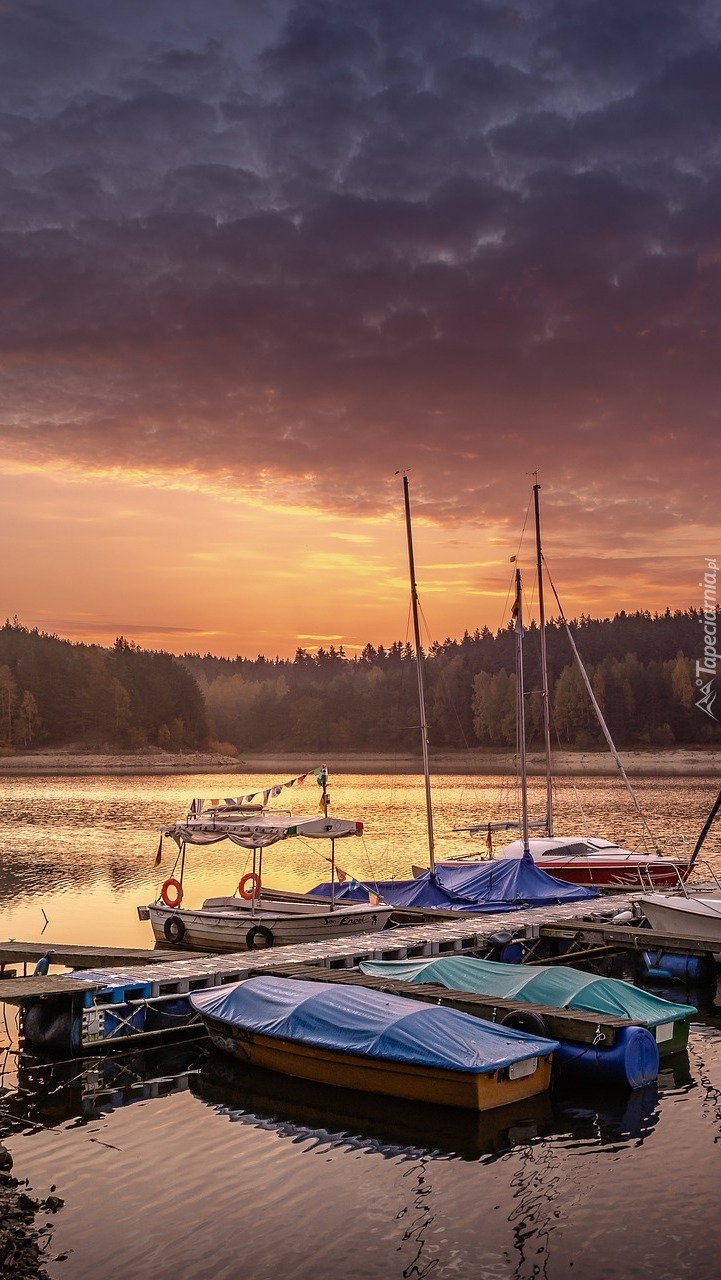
[323,856,383,907]
[188,765,328,815]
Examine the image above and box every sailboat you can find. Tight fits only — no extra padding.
[452,482,693,889]
[310,477,598,913]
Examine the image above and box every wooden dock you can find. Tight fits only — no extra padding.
[0,894,637,1006]
[0,891,715,1053]
[0,940,207,970]
[539,919,721,956]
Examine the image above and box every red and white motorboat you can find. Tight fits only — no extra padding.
[489,836,691,889]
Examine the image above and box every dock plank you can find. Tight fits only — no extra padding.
[0,974,102,1000]
[540,920,720,955]
[0,941,209,968]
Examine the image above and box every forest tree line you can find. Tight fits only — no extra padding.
[0,623,208,751]
[0,609,718,754]
[184,607,721,753]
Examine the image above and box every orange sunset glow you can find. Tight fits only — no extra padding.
[1,1,719,659]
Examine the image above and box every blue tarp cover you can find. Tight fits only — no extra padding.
[190,975,558,1072]
[309,851,598,911]
[358,957,697,1028]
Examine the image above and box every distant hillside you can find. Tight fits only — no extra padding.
[182,608,721,752]
[1,609,718,756]
[0,622,208,751]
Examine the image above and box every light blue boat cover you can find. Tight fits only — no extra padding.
[309,851,598,911]
[358,957,697,1028]
[190,975,558,1072]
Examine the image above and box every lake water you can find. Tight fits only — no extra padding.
[1,772,720,1280]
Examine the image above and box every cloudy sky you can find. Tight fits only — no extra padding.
[1,0,719,657]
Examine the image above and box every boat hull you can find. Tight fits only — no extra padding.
[201,1015,553,1111]
[148,901,393,952]
[529,859,690,888]
[639,894,721,946]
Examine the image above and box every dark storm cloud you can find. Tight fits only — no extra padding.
[1,0,720,541]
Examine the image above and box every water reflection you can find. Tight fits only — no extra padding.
[0,1033,695,1280]
[1,1038,206,1130]
[1,1036,668,1164]
[193,1049,558,1163]
[1,773,719,1279]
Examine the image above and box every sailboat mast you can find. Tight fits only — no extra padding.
[402,475,435,872]
[533,481,554,836]
[514,567,530,854]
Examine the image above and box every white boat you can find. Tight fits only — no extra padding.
[637,892,721,946]
[635,789,721,942]
[139,806,393,952]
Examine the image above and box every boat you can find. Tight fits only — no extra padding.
[487,836,689,889]
[139,801,393,952]
[450,481,692,889]
[639,893,721,947]
[636,788,721,947]
[358,955,696,1058]
[190,974,559,1111]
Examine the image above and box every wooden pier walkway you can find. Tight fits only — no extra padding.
[2,889,717,1016]
[0,891,711,1054]
[0,894,638,1005]
[539,918,721,956]
[0,940,207,970]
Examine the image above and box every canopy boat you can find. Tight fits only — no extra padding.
[449,481,692,889]
[359,955,696,1058]
[139,800,393,952]
[190,974,559,1111]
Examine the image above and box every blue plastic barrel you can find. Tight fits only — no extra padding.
[640,950,716,984]
[553,1025,659,1089]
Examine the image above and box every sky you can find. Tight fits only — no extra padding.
[1,0,719,658]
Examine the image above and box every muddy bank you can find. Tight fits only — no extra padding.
[0,748,719,776]
[0,1143,64,1279]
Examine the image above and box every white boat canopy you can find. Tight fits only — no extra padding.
[161,814,364,850]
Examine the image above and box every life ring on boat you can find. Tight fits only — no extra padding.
[500,1009,550,1038]
[164,915,186,944]
[239,873,261,901]
[161,877,183,908]
[245,925,274,951]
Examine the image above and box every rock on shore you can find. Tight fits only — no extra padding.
[0,1143,64,1279]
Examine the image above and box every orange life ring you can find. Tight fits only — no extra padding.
[161,877,183,908]
[239,872,261,901]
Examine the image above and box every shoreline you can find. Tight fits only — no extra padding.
[0,748,719,777]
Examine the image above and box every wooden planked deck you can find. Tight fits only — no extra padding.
[540,918,721,955]
[0,941,208,968]
[0,894,637,1005]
